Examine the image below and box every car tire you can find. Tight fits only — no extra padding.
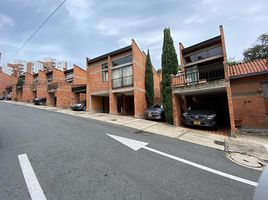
[82,105,86,111]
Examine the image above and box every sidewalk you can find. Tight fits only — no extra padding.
[3,101,268,161]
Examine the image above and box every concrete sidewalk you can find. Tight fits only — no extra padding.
[4,101,268,159]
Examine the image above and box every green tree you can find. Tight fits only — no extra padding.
[16,78,24,87]
[161,28,179,124]
[227,57,241,66]
[243,33,268,61]
[145,49,154,108]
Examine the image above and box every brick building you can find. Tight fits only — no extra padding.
[228,59,268,128]
[87,39,160,117]
[57,64,87,108]
[0,67,12,96]
[171,25,235,134]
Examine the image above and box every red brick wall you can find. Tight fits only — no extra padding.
[0,69,12,96]
[132,40,147,117]
[153,68,161,104]
[22,72,34,102]
[230,74,268,128]
[36,70,47,99]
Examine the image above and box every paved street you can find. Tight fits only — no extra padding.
[0,102,261,200]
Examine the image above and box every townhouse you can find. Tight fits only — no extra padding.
[86,39,160,117]
[0,67,12,96]
[171,25,235,133]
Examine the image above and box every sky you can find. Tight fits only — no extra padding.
[0,0,268,72]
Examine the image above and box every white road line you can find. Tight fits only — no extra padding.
[18,154,47,200]
[107,134,258,187]
[144,146,258,187]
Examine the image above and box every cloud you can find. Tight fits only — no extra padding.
[94,17,156,36]
[65,0,94,21]
[183,16,206,24]
[0,14,14,28]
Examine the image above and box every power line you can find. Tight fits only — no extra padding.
[7,0,67,63]
[16,0,35,28]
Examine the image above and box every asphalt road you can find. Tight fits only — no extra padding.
[0,102,261,200]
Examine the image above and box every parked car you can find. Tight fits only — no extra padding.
[33,98,47,105]
[5,93,12,100]
[71,101,86,111]
[144,104,165,121]
[0,96,5,100]
[182,104,218,128]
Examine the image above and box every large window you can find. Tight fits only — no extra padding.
[102,63,108,82]
[112,55,132,67]
[112,65,133,88]
[184,46,222,64]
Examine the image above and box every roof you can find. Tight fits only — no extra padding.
[87,45,132,64]
[182,36,221,55]
[228,58,268,79]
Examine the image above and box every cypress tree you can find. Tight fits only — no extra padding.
[161,28,179,124]
[145,49,154,108]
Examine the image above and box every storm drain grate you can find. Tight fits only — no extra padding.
[135,130,152,136]
[214,140,225,146]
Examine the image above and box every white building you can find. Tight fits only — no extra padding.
[32,61,44,74]
[42,57,67,71]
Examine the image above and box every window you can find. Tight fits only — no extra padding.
[112,65,133,88]
[184,46,223,64]
[102,63,108,82]
[112,55,132,67]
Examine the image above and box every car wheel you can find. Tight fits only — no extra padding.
[82,105,86,111]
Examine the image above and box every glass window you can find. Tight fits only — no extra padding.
[102,63,108,70]
[112,55,132,67]
[102,71,108,82]
[208,46,222,57]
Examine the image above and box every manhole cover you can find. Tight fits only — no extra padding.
[228,153,265,169]
[110,119,117,121]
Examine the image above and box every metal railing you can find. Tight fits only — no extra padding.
[172,68,224,87]
[47,83,58,92]
[112,75,133,89]
[65,74,74,82]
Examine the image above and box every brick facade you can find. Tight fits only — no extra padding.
[230,74,268,128]
[0,67,12,96]
[87,39,160,118]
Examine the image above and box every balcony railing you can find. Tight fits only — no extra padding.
[112,75,133,89]
[172,68,224,87]
[47,83,58,92]
[65,74,74,82]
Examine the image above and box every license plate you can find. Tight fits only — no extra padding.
[148,113,152,117]
[194,120,201,125]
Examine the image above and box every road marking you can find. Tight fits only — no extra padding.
[18,154,47,200]
[107,134,258,187]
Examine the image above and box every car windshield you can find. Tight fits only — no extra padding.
[152,104,161,109]
[188,104,214,111]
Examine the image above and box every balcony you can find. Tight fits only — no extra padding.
[65,73,74,82]
[47,83,58,93]
[172,68,224,87]
[112,75,133,89]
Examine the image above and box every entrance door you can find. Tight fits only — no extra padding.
[117,95,123,113]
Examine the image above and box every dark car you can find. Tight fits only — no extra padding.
[0,96,5,100]
[33,98,47,105]
[144,104,165,121]
[71,101,86,111]
[5,93,12,100]
[182,104,218,128]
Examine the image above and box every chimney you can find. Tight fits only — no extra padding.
[27,62,32,74]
